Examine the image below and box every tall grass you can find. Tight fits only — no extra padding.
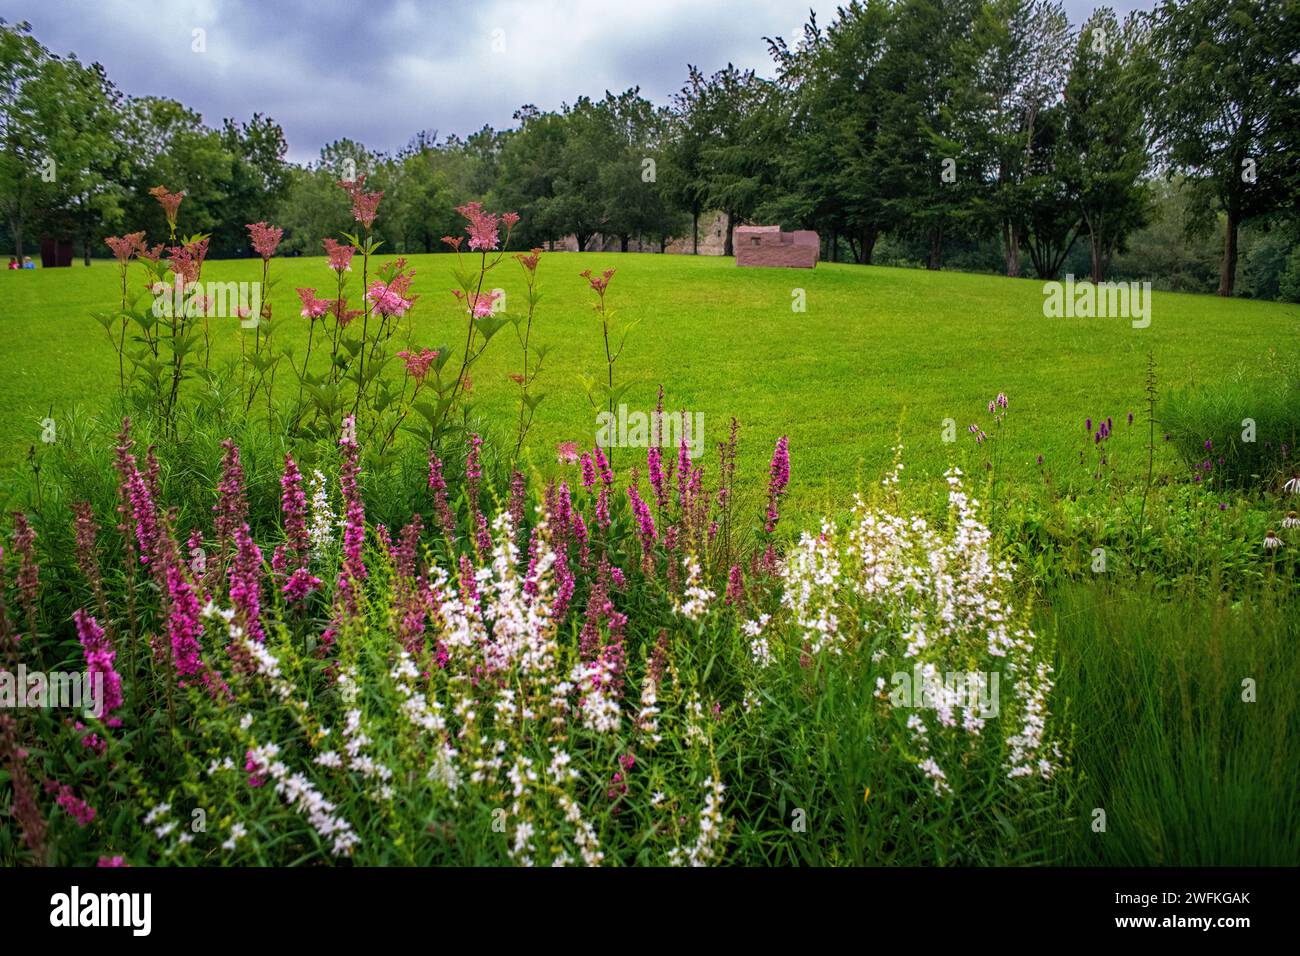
[1159,356,1299,489]
[1044,578,1299,865]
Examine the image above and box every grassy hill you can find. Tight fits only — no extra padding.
[2,253,1296,512]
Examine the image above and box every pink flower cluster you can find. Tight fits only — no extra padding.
[296,287,332,320]
[451,201,518,252]
[104,231,146,264]
[148,185,184,230]
[48,781,96,827]
[335,174,379,228]
[397,347,439,382]
[338,174,383,229]
[323,237,355,273]
[366,260,417,317]
[246,221,283,260]
[581,268,616,294]
[167,237,208,286]
[450,287,501,318]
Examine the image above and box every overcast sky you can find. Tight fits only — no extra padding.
[2,0,1156,165]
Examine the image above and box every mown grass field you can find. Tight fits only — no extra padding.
[2,253,1297,512]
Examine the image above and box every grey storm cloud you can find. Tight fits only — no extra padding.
[1,0,1155,164]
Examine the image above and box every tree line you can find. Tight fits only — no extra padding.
[2,0,1297,297]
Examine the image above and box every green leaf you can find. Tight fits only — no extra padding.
[474,314,509,341]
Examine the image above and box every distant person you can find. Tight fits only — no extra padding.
[6,256,16,270]
[22,256,34,269]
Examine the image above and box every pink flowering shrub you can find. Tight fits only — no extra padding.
[95,185,536,463]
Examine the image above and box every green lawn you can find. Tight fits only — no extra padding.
[2,253,1296,513]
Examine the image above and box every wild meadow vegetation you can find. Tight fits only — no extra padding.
[0,178,1296,868]
[1,0,1298,868]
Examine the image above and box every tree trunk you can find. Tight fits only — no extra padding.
[1089,232,1105,283]
[1003,220,1021,277]
[692,210,699,255]
[830,229,837,263]
[1217,205,1239,297]
[11,217,23,261]
[83,200,93,265]
[620,234,629,253]
[862,225,878,265]
[927,226,943,270]
[659,236,667,254]
[723,212,734,258]
[577,233,588,253]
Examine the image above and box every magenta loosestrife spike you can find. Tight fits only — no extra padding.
[427,451,456,539]
[627,481,657,573]
[274,455,322,608]
[228,525,266,643]
[113,425,161,569]
[676,436,691,510]
[11,513,39,636]
[214,439,249,562]
[554,548,575,619]
[508,471,527,538]
[765,435,790,534]
[648,445,665,512]
[725,564,745,607]
[323,414,368,657]
[465,433,491,556]
[593,445,613,487]
[74,611,123,727]
[165,560,205,681]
